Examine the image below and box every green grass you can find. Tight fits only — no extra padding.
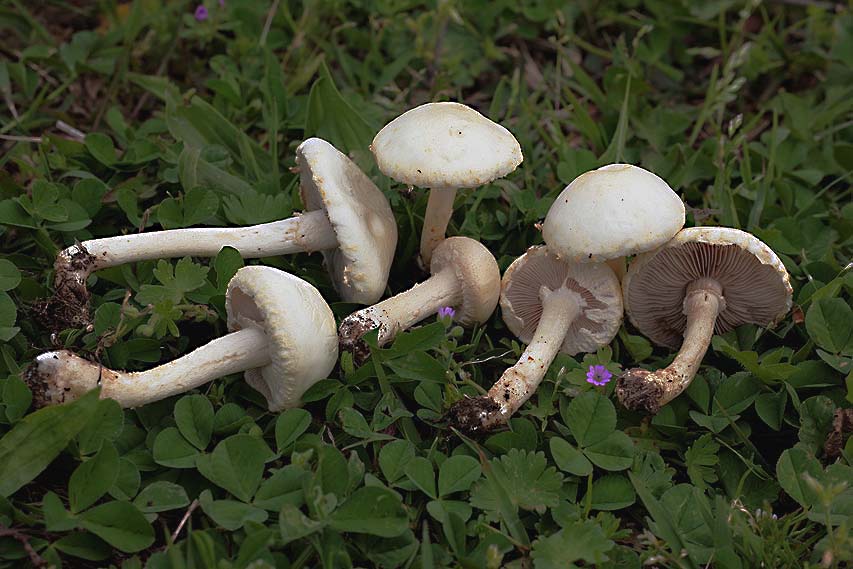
[0,0,852,567]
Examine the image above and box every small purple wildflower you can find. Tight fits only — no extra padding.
[218,0,225,6]
[586,365,612,387]
[194,4,209,21]
[437,306,456,320]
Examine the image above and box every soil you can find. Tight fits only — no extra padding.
[446,396,501,436]
[33,245,97,333]
[824,408,853,460]
[338,312,385,366]
[22,360,54,408]
[615,368,666,414]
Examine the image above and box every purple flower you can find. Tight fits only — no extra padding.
[218,0,225,6]
[194,4,209,20]
[437,306,456,319]
[586,365,612,386]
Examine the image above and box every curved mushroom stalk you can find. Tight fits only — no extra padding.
[616,278,725,413]
[420,188,456,265]
[449,286,580,434]
[339,268,462,363]
[26,327,270,408]
[339,236,500,365]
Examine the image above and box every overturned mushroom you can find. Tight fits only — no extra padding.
[542,163,684,278]
[371,102,522,265]
[448,246,623,434]
[338,236,500,363]
[26,266,338,410]
[616,227,792,414]
[48,137,397,330]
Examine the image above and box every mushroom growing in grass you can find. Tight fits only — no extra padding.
[371,102,522,265]
[48,137,397,330]
[26,266,338,410]
[448,246,623,434]
[338,236,500,363]
[615,227,792,414]
[542,163,685,279]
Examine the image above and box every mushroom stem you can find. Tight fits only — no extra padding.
[420,188,457,265]
[339,267,462,360]
[27,326,270,408]
[616,277,725,413]
[448,285,581,433]
[56,210,337,287]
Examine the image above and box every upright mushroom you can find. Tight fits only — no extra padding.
[542,163,685,278]
[26,266,338,411]
[616,227,792,413]
[448,246,623,434]
[49,137,397,330]
[338,236,500,362]
[371,102,522,265]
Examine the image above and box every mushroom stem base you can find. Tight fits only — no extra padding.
[448,286,580,433]
[616,278,724,413]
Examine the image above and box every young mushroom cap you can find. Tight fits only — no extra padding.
[616,227,792,413]
[296,137,398,304]
[27,266,337,411]
[542,164,685,263]
[370,102,523,189]
[448,246,623,434]
[622,226,792,348]
[225,265,339,410]
[429,236,502,326]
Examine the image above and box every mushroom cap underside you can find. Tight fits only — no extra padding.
[297,137,398,305]
[501,245,623,355]
[430,236,501,326]
[623,226,793,348]
[370,102,523,189]
[226,265,338,411]
[542,163,685,263]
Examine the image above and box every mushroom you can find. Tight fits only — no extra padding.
[338,236,500,362]
[448,246,623,434]
[26,266,338,410]
[371,102,522,265]
[49,137,397,330]
[542,163,685,279]
[615,227,792,413]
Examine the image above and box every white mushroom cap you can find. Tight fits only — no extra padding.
[226,265,338,410]
[623,226,793,349]
[296,137,398,304]
[542,164,685,263]
[501,246,623,355]
[430,236,501,326]
[370,102,523,189]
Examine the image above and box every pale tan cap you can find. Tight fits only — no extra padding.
[430,236,501,326]
[370,102,523,189]
[226,266,338,411]
[297,137,398,305]
[543,164,685,263]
